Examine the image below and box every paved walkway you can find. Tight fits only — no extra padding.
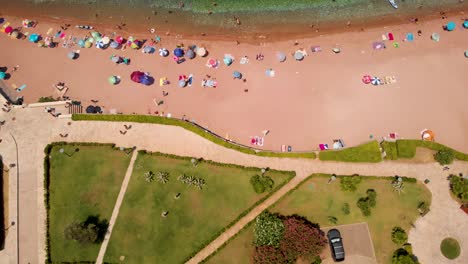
[95,149,138,264]
[0,107,466,264]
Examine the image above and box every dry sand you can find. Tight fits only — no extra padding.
[0,15,467,152]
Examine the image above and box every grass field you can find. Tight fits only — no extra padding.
[319,141,382,162]
[47,144,132,262]
[208,174,431,263]
[103,151,294,263]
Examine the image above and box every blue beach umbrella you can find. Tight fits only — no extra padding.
[446,21,456,31]
[233,71,242,79]
[185,49,195,59]
[174,48,184,57]
[0,72,5,80]
[96,41,105,49]
[140,74,154,86]
[223,56,233,66]
[143,46,155,54]
[110,41,120,49]
[463,20,468,29]
[28,33,39,43]
[77,39,85,48]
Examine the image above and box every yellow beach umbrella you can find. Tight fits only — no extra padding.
[84,41,92,48]
[37,40,46,47]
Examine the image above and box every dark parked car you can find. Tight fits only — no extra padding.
[327,229,345,262]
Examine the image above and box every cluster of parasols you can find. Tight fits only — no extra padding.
[361,75,397,86]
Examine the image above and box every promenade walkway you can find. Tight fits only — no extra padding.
[0,107,466,264]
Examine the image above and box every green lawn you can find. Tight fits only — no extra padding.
[47,144,132,262]
[319,141,382,162]
[209,174,431,263]
[205,224,254,264]
[104,151,294,263]
[396,140,468,161]
[440,237,460,260]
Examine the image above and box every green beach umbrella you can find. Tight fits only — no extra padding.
[108,76,119,85]
[91,31,102,41]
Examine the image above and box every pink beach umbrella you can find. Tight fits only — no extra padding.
[115,36,124,44]
[362,75,372,84]
[4,26,13,34]
[207,58,218,68]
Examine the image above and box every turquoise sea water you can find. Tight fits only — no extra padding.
[3,0,468,38]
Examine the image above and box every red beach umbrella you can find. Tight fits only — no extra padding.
[130,71,144,83]
[362,75,372,84]
[115,36,124,44]
[5,26,13,34]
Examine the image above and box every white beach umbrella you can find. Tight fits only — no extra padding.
[371,77,381,85]
[196,47,207,57]
[101,36,110,45]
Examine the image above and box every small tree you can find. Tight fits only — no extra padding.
[392,177,405,194]
[64,222,98,244]
[391,227,408,245]
[254,211,284,247]
[357,197,371,216]
[250,175,274,194]
[156,171,170,184]
[392,248,418,264]
[143,171,155,182]
[341,203,350,215]
[367,189,377,207]
[434,149,454,165]
[340,176,362,192]
[449,175,468,203]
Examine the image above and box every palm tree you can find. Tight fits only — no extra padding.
[157,171,170,184]
[143,171,155,182]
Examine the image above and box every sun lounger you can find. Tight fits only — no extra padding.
[388,33,394,41]
[16,84,27,92]
[319,144,329,151]
[281,145,286,152]
[257,137,264,146]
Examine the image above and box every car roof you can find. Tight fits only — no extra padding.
[327,228,341,238]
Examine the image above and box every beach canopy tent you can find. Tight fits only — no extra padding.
[446,21,456,31]
[178,79,186,87]
[143,46,155,54]
[0,72,5,80]
[294,50,305,61]
[233,71,242,79]
[108,75,119,85]
[372,41,386,50]
[159,48,169,57]
[110,41,120,49]
[196,47,207,57]
[362,75,372,84]
[174,48,184,57]
[223,55,234,66]
[463,20,468,29]
[28,33,40,43]
[130,71,145,83]
[431,33,440,42]
[185,49,195,59]
[4,26,12,34]
[67,51,77,60]
[276,52,286,62]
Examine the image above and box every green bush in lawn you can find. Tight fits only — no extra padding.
[64,222,99,244]
[356,189,377,217]
[340,175,362,192]
[38,96,59,103]
[250,175,274,194]
[434,149,454,165]
[392,248,418,264]
[341,203,350,215]
[391,227,408,245]
[253,211,284,248]
[449,175,468,203]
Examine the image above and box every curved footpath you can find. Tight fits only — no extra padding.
[0,107,466,264]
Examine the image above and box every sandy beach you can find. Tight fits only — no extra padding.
[0,13,467,152]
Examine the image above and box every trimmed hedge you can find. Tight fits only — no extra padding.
[396,140,468,161]
[318,141,382,163]
[72,114,317,159]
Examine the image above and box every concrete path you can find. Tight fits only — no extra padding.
[95,149,138,264]
[0,107,466,264]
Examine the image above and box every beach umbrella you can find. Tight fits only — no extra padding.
[110,41,120,49]
[463,20,468,29]
[276,52,286,62]
[185,49,195,59]
[140,74,154,85]
[91,31,101,41]
[101,36,110,45]
[84,40,92,48]
[10,31,18,39]
[178,79,186,87]
[207,58,218,68]
[4,26,12,34]
[0,72,5,80]
[294,50,304,61]
[233,71,242,79]
[371,77,381,86]
[362,75,372,84]
[77,39,85,48]
[174,48,184,57]
[431,33,440,42]
[115,36,124,44]
[446,21,456,31]
[94,106,102,113]
[130,71,144,83]
[332,48,341,53]
[196,47,207,57]
[85,105,96,113]
[68,51,77,60]
[29,33,39,43]
[37,40,46,47]
[96,41,106,49]
[111,55,121,63]
[465,50,468,58]
[108,76,119,85]
[223,56,233,66]
[143,46,155,54]
[265,68,275,77]
[159,48,169,57]
[0,18,4,24]
[131,41,140,49]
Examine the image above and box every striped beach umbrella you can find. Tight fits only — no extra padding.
[96,41,105,49]
[207,58,218,68]
[371,77,381,86]
[159,48,169,57]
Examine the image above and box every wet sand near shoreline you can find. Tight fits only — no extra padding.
[0,14,467,153]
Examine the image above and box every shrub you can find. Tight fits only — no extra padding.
[434,149,454,165]
[392,248,418,264]
[391,227,408,245]
[449,175,468,203]
[327,216,338,224]
[357,189,377,216]
[340,175,362,192]
[253,246,287,264]
[64,222,98,244]
[341,203,350,215]
[254,211,284,248]
[250,175,274,194]
[367,189,377,207]
[38,96,58,103]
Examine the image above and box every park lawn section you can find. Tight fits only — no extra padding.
[395,140,468,161]
[209,174,431,263]
[104,151,294,263]
[205,224,254,264]
[319,141,382,162]
[48,144,131,262]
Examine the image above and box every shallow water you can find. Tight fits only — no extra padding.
[3,0,468,39]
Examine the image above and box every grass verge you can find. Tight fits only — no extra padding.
[72,114,316,159]
[319,141,382,162]
[396,140,468,161]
